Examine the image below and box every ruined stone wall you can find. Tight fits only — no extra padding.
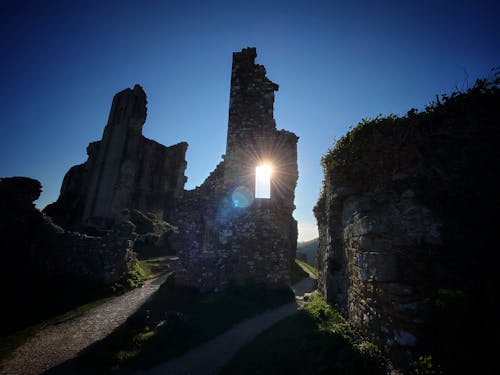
[315,179,442,367]
[170,165,297,292]
[41,48,297,293]
[170,48,298,291]
[314,80,500,371]
[36,219,137,286]
[1,177,136,287]
[44,85,187,229]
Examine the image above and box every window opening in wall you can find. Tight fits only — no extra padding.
[255,164,272,198]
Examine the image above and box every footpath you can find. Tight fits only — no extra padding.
[0,274,168,375]
[1,265,316,375]
[140,273,316,375]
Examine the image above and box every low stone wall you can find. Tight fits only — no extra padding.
[39,220,137,286]
[1,177,136,287]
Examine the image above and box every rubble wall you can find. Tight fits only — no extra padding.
[1,177,136,287]
[314,80,500,371]
[170,48,298,291]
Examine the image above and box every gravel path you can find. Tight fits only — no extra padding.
[140,275,316,375]
[0,274,168,375]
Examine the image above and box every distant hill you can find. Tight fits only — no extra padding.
[297,238,318,267]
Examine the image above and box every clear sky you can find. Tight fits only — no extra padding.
[1,0,499,241]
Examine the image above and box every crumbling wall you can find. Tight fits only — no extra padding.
[170,48,298,291]
[44,85,187,230]
[315,179,442,368]
[0,177,136,287]
[38,48,298,293]
[314,78,500,372]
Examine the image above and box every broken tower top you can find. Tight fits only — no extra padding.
[226,47,280,158]
[106,84,147,132]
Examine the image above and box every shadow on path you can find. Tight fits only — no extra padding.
[1,274,168,375]
[140,273,316,375]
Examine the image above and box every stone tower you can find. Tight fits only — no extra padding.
[45,48,298,291]
[44,85,187,229]
[223,47,298,213]
[83,85,148,221]
[170,48,299,291]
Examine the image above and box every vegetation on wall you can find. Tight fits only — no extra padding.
[129,209,177,236]
[316,70,500,373]
[321,70,499,196]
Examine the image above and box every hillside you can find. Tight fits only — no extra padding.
[296,238,318,267]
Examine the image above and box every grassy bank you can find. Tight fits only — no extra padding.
[291,259,309,284]
[295,258,318,278]
[221,291,385,375]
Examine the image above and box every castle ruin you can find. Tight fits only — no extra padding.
[171,47,298,290]
[44,85,188,230]
[46,47,298,291]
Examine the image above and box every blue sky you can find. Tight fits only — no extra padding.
[1,0,499,241]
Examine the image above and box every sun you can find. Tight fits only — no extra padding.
[255,164,272,198]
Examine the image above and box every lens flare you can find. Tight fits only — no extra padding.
[231,186,253,208]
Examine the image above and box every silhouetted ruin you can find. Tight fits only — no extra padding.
[44,85,187,230]
[45,47,298,291]
[315,76,500,372]
[171,48,298,290]
[0,176,136,287]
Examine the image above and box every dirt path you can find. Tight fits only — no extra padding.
[140,274,316,375]
[0,274,168,375]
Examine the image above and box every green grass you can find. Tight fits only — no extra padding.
[291,259,309,284]
[296,258,319,278]
[134,240,174,259]
[221,291,385,375]
[129,209,176,236]
[127,260,147,288]
[110,259,156,293]
[297,238,319,267]
[139,256,171,279]
[78,277,295,373]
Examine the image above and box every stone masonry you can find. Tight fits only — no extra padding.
[314,78,500,371]
[0,177,136,287]
[44,85,187,230]
[39,47,298,293]
[170,48,299,291]
[315,184,442,368]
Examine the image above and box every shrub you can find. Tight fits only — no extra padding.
[358,341,383,363]
[410,355,443,375]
